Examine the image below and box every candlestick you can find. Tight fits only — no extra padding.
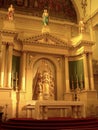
[15,72,18,90]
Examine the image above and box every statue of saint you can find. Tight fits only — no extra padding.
[42,71,50,99]
[37,72,43,100]
[33,70,54,100]
[42,9,49,26]
[33,72,43,100]
[8,4,14,21]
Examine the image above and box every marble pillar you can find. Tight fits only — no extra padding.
[88,53,94,90]
[65,56,70,93]
[7,44,13,88]
[0,44,6,88]
[20,52,26,91]
[83,53,89,90]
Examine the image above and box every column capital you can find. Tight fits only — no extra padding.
[21,50,27,53]
[2,41,14,46]
[64,55,69,58]
[0,30,17,45]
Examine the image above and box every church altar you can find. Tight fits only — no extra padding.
[0,1,97,120]
[25,100,86,120]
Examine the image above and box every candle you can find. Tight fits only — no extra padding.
[16,72,18,88]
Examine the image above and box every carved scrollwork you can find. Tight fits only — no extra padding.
[27,53,35,69]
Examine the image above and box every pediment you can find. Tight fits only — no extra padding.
[21,33,70,48]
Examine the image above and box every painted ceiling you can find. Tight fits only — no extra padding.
[0,0,77,23]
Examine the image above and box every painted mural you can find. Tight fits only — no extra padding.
[0,0,77,23]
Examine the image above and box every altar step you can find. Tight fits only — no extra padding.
[1,117,98,130]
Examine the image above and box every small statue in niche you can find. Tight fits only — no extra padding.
[36,72,43,100]
[8,4,14,21]
[49,71,55,97]
[42,70,51,99]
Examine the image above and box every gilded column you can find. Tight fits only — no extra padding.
[83,53,89,90]
[20,52,26,91]
[65,56,70,92]
[7,44,13,88]
[88,53,94,90]
[0,44,6,88]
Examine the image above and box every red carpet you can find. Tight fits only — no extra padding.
[1,117,98,130]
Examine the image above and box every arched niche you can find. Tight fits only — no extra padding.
[32,58,57,100]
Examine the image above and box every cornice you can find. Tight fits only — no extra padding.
[86,10,98,27]
[2,41,14,46]
[0,29,18,35]
[71,40,95,49]
[0,29,94,56]
[0,29,18,44]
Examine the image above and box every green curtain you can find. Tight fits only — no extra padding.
[12,55,20,89]
[69,59,84,90]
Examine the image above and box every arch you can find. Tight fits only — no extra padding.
[32,55,59,72]
[71,0,80,22]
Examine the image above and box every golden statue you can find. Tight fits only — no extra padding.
[8,4,14,21]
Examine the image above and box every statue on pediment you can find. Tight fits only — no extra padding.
[8,4,14,21]
[42,9,50,33]
[42,9,49,26]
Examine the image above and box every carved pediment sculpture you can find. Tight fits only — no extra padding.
[21,33,69,48]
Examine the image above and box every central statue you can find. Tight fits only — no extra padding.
[42,9,50,33]
[33,66,54,100]
[8,4,14,21]
[42,9,49,26]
